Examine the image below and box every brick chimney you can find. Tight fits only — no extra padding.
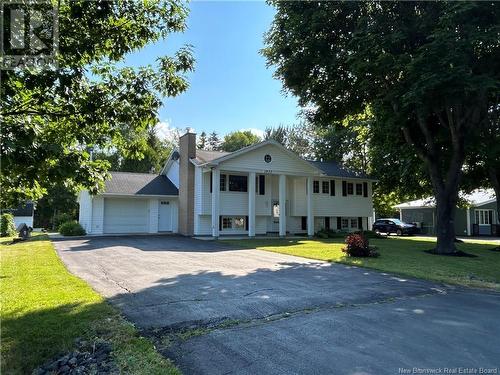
[178,130,196,236]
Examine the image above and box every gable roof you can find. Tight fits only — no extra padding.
[308,160,374,180]
[394,189,495,209]
[193,140,323,174]
[104,172,178,196]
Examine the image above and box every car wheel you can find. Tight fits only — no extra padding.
[396,229,403,236]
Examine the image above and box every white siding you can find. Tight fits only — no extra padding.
[219,144,319,175]
[78,190,92,233]
[13,216,33,228]
[149,199,159,233]
[195,215,212,236]
[293,177,373,217]
[194,166,203,234]
[91,196,104,234]
[171,199,179,233]
[166,160,180,188]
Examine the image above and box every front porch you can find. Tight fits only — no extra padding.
[208,169,316,238]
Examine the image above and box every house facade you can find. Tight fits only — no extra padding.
[395,189,498,237]
[79,132,375,237]
[1,202,35,229]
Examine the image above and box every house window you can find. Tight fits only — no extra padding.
[350,218,358,228]
[228,175,248,192]
[342,218,349,229]
[347,183,354,195]
[160,201,169,205]
[258,175,265,195]
[322,181,329,194]
[475,209,492,225]
[356,183,363,195]
[221,216,246,230]
[313,180,320,193]
[220,174,226,191]
[222,217,232,229]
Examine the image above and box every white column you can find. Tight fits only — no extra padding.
[466,207,471,236]
[211,168,220,238]
[248,172,256,237]
[399,209,403,221]
[307,177,314,237]
[279,174,287,236]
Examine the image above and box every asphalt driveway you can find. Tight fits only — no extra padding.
[54,235,500,375]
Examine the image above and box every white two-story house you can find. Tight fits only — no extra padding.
[78,131,375,237]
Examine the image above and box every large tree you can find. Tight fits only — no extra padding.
[264,123,313,158]
[264,1,499,253]
[220,130,260,152]
[1,0,194,207]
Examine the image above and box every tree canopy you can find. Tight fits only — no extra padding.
[220,130,261,152]
[264,1,500,253]
[1,0,194,207]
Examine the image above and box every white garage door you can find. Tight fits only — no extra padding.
[103,198,149,233]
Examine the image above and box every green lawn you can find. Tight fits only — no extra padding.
[222,236,500,290]
[0,234,180,375]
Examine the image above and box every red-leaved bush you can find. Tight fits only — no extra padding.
[342,233,379,257]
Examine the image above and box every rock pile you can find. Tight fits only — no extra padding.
[32,340,118,374]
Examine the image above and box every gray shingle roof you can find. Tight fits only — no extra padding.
[194,149,231,164]
[308,160,373,179]
[1,202,34,216]
[105,172,178,196]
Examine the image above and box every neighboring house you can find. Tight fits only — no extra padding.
[2,202,36,228]
[395,189,498,236]
[78,132,375,237]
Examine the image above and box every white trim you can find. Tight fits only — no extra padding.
[248,171,256,237]
[198,140,324,175]
[211,168,220,238]
[279,174,287,236]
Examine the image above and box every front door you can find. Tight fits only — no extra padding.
[158,200,172,232]
[270,200,280,232]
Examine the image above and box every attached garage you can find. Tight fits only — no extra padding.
[79,172,179,235]
[103,198,149,234]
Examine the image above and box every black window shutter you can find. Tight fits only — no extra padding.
[337,217,342,229]
[219,216,222,231]
[245,216,249,231]
[325,217,330,230]
[358,217,363,230]
[330,180,335,196]
[489,211,493,226]
[342,181,347,196]
[301,216,307,230]
[259,175,265,195]
[363,182,368,197]
[210,172,213,193]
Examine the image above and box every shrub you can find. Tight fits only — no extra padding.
[53,213,74,230]
[58,221,86,236]
[315,228,344,239]
[342,232,379,257]
[354,230,386,239]
[1,213,17,237]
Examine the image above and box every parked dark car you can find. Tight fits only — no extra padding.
[372,218,418,236]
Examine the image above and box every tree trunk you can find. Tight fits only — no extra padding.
[435,190,459,253]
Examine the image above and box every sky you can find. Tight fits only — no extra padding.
[123,1,301,139]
